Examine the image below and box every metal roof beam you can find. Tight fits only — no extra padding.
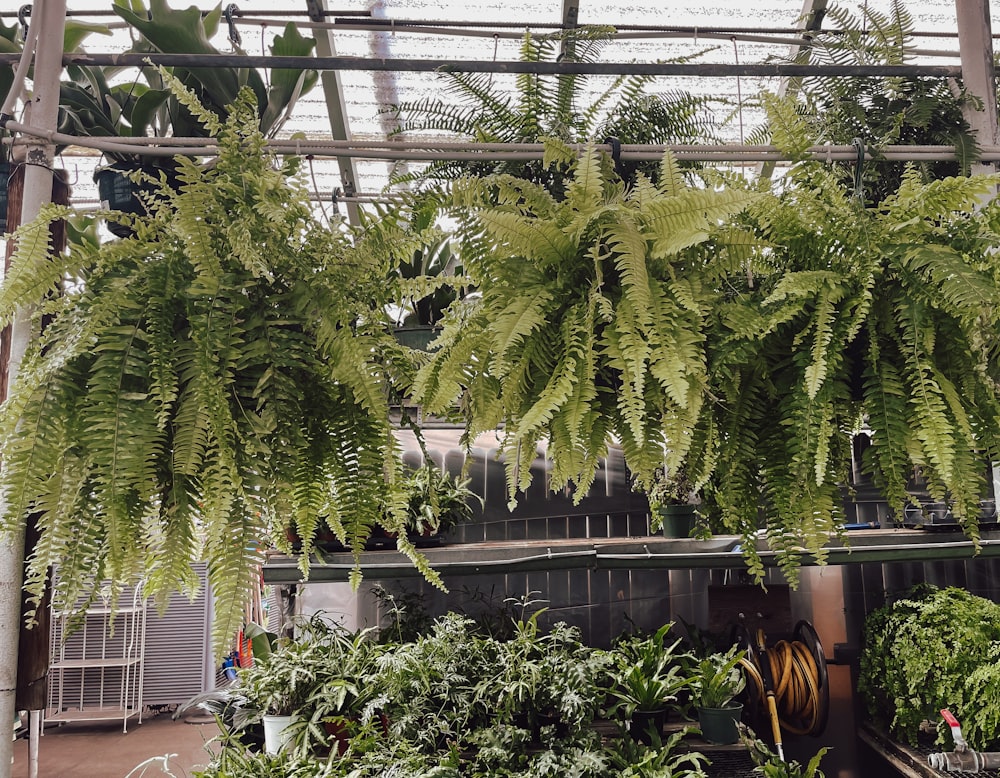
[305,0,360,225]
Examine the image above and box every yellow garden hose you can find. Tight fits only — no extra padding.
[735,620,830,758]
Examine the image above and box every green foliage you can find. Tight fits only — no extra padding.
[398,463,482,535]
[700,101,1000,580]
[858,585,1000,750]
[386,26,716,193]
[606,729,709,778]
[202,608,721,777]
[740,722,827,777]
[414,142,758,508]
[691,646,747,709]
[784,1,978,202]
[0,83,437,657]
[114,0,317,139]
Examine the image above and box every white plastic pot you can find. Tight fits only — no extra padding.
[262,713,296,754]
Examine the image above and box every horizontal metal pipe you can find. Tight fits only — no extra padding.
[0,52,963,78]
[4,121,992,165]
[261,535,1000,584]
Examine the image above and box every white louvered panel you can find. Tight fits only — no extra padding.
[141,563,213,707]
[48,565,214,712]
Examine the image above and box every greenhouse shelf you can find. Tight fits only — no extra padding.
[262,528,1000,584]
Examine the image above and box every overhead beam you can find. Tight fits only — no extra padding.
[17,52,962,78]
[306,0,360,225]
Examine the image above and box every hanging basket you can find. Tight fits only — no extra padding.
[94,162,177,239]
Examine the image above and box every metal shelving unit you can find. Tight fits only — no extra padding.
[46,586,147,733]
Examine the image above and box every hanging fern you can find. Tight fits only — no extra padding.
[385,26,717,193]
[700,96,1000,582]
[785,0,979,202]
[0,82,441,656]
[414,139,758,510]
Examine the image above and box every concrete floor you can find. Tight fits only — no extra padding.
[10,711,221,778]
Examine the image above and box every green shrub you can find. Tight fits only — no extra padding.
[858,584,1000,749]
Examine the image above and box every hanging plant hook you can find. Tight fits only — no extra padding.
[603,135,623,179]
[224,4,242,47]
[17,5,31,42]
[852,137,866,201]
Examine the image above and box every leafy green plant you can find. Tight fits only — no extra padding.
[609,622,697,724]
[785,1,978,202]
[610,664,694,718]
[390,193,468,329]
[386,26,716,192]
[694,94,1000,582]
[643,465,699,507]
[606,728,709,778]
[113,0,317,140]
[0,79,440,655]
[237,638,325,719]
[414,140,757,510]
[740,722,827,777]
[858,584,1000,750]
[398,463,482,537]
[692,646,747,709]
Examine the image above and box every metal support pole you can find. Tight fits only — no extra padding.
[27,710,40,778]
[0,2,66,777]
[956,0,998,175]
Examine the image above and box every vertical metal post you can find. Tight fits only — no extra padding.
[0,1,66,777]
[759,0,828,180]
[956,0,998,175]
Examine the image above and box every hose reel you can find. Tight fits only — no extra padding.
[734,620,830,758]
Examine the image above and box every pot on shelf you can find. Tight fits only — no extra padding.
[629,707,669,745]
[696,702,743,745]
[262,713,297,754]
[658,504,697,538]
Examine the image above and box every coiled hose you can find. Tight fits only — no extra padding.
[735,620,829,757]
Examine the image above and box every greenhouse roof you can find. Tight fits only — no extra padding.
[0,0,997,213]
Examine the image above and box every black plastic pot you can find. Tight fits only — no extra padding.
[697,703,743,744]
[658,504,697,538]
[94,162,177,238]
[629,707,668,745]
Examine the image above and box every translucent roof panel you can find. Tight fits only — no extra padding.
[3,1,996,206]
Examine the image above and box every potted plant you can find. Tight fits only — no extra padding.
[606,727,709,778]
[386,26,716,192]
[858,584,1000,751]
[413,139,757,511]
[692,645,748,745]
[400,463,482,545]
[642,465,701,538]
[0,80,444,658]
[388,193,469,352]
[609,622,697,743]
[237,638,325,755]
[692,91,1000,584]
[62,0,318,237]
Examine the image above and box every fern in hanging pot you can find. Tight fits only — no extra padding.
[413,138,758,507]
[694,94,1000,583]
[0,77,441,657]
